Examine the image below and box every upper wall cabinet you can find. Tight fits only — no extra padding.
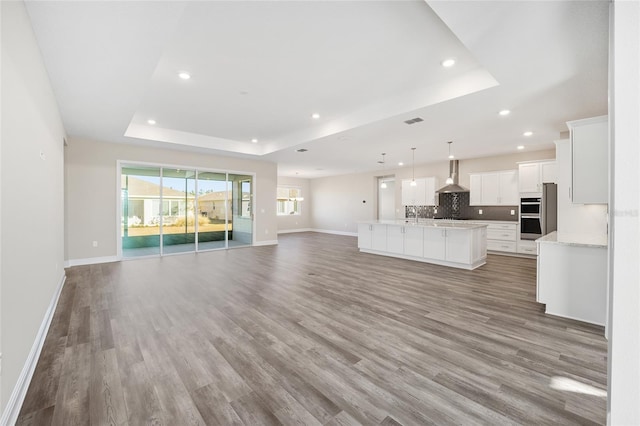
[567,116,608,204]
[518,160,557,193]
[401,177,438,206]
[469,170,518,206]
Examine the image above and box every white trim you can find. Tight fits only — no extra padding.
[310,229,358,237]
[277,228,313,234]
[544,310,606,328]
[66,255,119,267]
[254,240,278,246]
[359,248,486,270]
[0,272,66,426]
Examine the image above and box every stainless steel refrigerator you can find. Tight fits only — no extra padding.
[520,183,557,240]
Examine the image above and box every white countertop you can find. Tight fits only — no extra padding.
[536,231,608,248]
[360,219,488,230]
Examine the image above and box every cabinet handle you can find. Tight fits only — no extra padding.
[369,225,372,231]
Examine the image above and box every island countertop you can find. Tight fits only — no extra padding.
[358,219,489,230]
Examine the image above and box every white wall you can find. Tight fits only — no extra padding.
[276,176,311,232]
[310,149,555,233]
[0,0,66,414]
[65,138,278,262]
[555,139,608,238]
[608,1,640,423]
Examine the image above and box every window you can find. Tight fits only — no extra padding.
[277,186,303,215]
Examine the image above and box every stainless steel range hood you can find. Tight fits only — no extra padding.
[437,160,469,193]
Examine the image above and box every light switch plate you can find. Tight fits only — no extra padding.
[479,209,483,215]
[511,209,515,215]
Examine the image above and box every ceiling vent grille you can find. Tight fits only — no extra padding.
[404,117,424,125]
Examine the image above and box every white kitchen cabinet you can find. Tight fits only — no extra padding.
[567,115,608,204]
[401,177,438,206]
[468,221,518,254]
[424,227,472,263]
[537,232,607,325]
[404,226,424,257]
[357,223,372,249]
[424,177,438,206]
[358,223,388,251]
[481,173,500,205]
[423,227,446,260]
[518,160,557,193]
[469,170,519,206]
[469,174,482,205]
[358,222,487,270]
[386,225,404,254]
[445,229,472,264]
[518,163,541,193]
[540,161,557,184]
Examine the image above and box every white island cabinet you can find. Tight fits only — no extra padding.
[358,220,487,270]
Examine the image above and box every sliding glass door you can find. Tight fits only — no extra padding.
[196,172,229,250]
[121,166,162,257]
[228,174,253,247]
[161,169,196,254]
[120,164,253,258]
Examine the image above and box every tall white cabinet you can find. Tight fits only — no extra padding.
[567,115,608,204]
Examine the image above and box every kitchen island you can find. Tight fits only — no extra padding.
[357,220,488,270]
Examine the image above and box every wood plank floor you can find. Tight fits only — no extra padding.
[17,232,608,425]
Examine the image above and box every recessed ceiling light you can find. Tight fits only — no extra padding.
[517,145,525,150]
[147,119,156,125]
[311,113,320,119]
[441,58,456,67]
[398,162,404,166]
[178,72,191,80]
[523,131,533,137]
[251,138,258,143]
[498,109,511,116]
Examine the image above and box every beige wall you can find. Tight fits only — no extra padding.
[277,176,311,231]
[65,138,278,261]
[1,1,66,413]
[310,149,556,233]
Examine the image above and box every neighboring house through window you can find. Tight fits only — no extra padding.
[277,186,303,215]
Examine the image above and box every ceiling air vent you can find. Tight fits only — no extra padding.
[295,148,308,153]
[404,117,424,125]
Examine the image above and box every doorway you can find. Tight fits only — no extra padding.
[378,176,396,220]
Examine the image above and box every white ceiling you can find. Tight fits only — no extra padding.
[25,0,609,178]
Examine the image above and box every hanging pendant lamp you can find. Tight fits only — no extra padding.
[410,147,417,186]
[379,153,388,189]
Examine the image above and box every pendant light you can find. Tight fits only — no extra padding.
[379,153,388,189]
[447,140,454,159]
[410,147,417,187]
[446,141,454,184]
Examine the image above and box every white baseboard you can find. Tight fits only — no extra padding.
[66,255,119,267]
[254,240,278,246]
[0,272,67,426]
[277,228,313,234]
[310,229,358,237]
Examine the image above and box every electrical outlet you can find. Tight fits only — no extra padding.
[92,241,98,247]
[511,209,515,215]
[479,209,483,215]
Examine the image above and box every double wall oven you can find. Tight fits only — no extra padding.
[520,183,558,240]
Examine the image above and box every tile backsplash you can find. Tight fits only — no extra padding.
[404,192,519,221]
